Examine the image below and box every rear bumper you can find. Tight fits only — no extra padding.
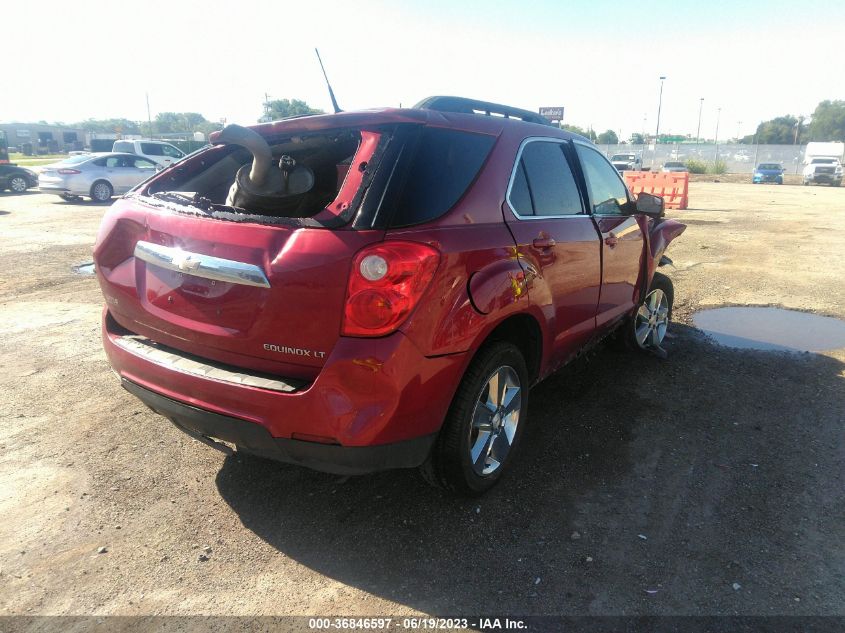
[39,176,88,195]
[123,379,436,474]
[102,309,467,470]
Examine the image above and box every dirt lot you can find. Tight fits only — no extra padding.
[1,184,843,619]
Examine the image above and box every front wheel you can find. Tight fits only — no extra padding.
[623,272,674,352]
[421,341,529,495]
[9,176,28,193]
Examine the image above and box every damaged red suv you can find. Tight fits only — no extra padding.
[94,96,684,494]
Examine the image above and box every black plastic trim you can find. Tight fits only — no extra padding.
[122,379,436,475]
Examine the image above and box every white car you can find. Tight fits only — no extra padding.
[39,153,159,202]
[112,140,186,168]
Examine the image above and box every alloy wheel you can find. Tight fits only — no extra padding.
[10,177,27,193]
[468,366,522,476]
[93,183,111,201]
[635,288,669,348]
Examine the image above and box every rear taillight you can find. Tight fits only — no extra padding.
[57,169,81,175]
[341,241,440,337]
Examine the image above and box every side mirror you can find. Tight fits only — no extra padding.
[636,192,664,218]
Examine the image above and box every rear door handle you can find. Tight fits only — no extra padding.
[532,238,556,249]
[604,234,618,248]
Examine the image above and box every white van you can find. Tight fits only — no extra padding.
[112,140,186,167]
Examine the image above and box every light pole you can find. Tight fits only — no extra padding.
[696,97,704,144]
[655,76,666,141]
[714,107,722,162]
[653,76,666,168]
[145,92,153,139]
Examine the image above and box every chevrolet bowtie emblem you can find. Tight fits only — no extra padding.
[171,253,201,272]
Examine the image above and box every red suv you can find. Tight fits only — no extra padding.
[94,97,685,494]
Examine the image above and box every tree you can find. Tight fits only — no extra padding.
[630,133,645,145]
[260,99,323,123]
[750,115,808,144]
[137,112,221,137]
[597,129,618,144]
[808,100,845,141]
[561,124,596,141]
[74,118,141,135]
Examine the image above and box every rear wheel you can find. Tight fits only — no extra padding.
[421,341,529,495]
[9,175,28,193]
[90,181,113,202]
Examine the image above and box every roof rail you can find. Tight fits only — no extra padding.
[413,96,553,127]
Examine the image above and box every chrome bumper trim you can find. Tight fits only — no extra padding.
[113,335,300,393]
[134,240,271,288]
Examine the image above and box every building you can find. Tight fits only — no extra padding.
[0,123,87,154]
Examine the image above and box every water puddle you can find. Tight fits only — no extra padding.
[73,262,96,275]
[694,307,845,353]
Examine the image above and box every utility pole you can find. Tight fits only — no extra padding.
[146,92,153,139]
[696,97,704,144]
[714,107,722,162]
[736,121,742,142]
[654,76,666,167]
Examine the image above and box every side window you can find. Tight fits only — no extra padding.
[509,140,583,217]
[113,141,133,153]
[162,144,183,158]
[508,162,533,216]
[141,143,164,156]
[133,158,157,169]
[388,128,495,228]
[105,156,122,168]
[575,144,630,215]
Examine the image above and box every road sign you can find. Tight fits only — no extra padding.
[539,107,565,121]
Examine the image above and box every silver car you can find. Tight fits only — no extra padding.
[38,153,159,202]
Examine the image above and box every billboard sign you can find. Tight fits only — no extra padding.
[539,107,565,121]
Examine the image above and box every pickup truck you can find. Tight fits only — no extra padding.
[610,153,642,172]
[802,158,842,187]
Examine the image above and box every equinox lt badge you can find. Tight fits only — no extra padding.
[264,343,326,359]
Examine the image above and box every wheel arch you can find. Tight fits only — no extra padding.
[478,312,543,384]
[90,179,113,199]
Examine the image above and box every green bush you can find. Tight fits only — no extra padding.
[707,160,728,174]
[684,159,707,174]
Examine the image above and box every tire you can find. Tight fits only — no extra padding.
[622,271,674,352]
[90,181,113,202]
[421,341,529,495]
[9,175,28,193]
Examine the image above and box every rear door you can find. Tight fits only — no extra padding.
[574,141,645,330]
[104,155,140,193]
[128,156,158,186]
[504,138,601,369]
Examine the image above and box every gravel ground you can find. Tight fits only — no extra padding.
[0,184,843,619]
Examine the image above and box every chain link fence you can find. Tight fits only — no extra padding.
[597,144,808,174]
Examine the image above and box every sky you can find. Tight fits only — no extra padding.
[4,0,844,140]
